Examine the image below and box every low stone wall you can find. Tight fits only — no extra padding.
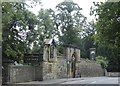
[107,72,120,77]
[56,58,67,78]
[42,62,57,80]
[79,59,104,77]
[34,64,43,81]
[42,58,67,80]
[9,65,35,83]
[4,58,104,83]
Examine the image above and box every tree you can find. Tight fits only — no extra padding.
[30,9,56,53]
[90,2,120,71]
[96,56,108,69]
[54,0,86,46]
[90,2,120,48]
[80,21,96,58]
[2,2,38,62]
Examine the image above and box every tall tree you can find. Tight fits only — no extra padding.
[54,0,86,46]
[90,2,120,48]
[80,21,96,58]
[30,9,56,53]
[2,2,38,62]
[90,2,120,71]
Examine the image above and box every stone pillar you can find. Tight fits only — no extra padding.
[43,45,49,61]
[76,49,80,62]
[89,48,96,60]
[53,47,57,61]
[66,48,70,60]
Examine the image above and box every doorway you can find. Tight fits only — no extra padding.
[71,51,77,78]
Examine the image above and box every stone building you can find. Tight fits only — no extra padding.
[42,39,58,80]
[33,38,58,81]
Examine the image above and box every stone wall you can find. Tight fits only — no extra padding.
[34,64,43,81]
[65,47,80,61]
[42,62,57,80]
[79,59,104,77]
[107,72,120,77]
[9,65,35,83]
[56,58,67,78]
[4,58,104,83]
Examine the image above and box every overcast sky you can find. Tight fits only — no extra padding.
[28,0,105,22]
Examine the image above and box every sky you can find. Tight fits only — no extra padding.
[28,0,106,22]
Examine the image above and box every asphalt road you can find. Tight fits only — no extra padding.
[4,77,120,86]
[61,77,120,86]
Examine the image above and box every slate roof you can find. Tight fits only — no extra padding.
[44,39,53,45]
[44,39,56,46]
[63,44,80,49]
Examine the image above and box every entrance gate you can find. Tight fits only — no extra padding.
[71,52,77,78]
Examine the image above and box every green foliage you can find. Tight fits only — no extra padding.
[91,2,120,48]
[27,0,96,58]
[51,1,96,57]
[81,35,95,58]
[2,2,38,62]
[96,56,108,69]
[30,9,56,53]
[80,21,96,58]
[0,32,1,41]
[55,1,86,46]
[90,2,120,70]
[37,9,55,38]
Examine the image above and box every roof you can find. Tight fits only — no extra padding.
[63,44,80,49]
[44,38,56,46]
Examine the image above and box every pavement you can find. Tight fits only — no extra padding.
[2,77,120,86]
[10,78,82,84]
[61,77,120,86]
[61,77,120,84]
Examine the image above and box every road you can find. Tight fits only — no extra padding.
[5,77,120,86]
[61,77,120,86]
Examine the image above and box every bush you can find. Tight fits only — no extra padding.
[96,56,108,69]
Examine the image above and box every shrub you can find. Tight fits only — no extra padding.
[96,56,108,69]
